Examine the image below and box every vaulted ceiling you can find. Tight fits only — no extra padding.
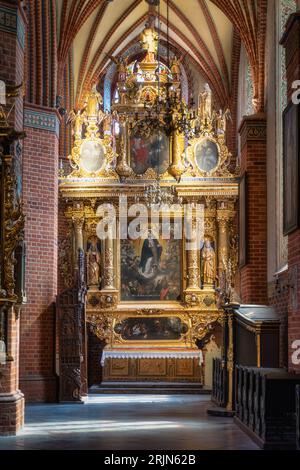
[57,0,234,108]
[57,0,267,113]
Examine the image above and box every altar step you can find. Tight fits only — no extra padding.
[89,382,210,395]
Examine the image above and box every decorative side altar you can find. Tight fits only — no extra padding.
[59,25,239,386]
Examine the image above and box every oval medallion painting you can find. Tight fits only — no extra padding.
[79,140,105,173]
[195,139,219,173]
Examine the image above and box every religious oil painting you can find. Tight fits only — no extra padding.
[130,132,170,175]
[283,102,300,236]
[79,140,105,173]
[121,225,181,301]
[195,139,219,173]
[114,317,188,341]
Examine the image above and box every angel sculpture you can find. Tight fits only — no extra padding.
[66,109,85,140]
[171,55,184,82]
[215,108,232,136]
[106,54,128,83]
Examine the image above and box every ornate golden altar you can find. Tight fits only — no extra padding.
[59,26,239,386]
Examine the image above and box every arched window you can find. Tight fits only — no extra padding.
[276,0,297,269]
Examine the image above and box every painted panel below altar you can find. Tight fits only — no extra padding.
[102,356,203,384]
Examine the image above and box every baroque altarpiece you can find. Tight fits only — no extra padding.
[59,27,239,386]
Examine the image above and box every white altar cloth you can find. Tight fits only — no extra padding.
[101,349,204,367]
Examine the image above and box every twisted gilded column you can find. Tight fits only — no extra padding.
[217,202,234,284]
[184,212,202,306]
[72,216,85,253]
[217,217,229,280]
[102,236,115,290]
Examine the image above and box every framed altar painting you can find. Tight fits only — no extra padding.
[129,132,170,175]
[194,138,219,173]
[239,172,248,268]
[283,101,300,236]
[120,223,182,302]
[114,317,188,341]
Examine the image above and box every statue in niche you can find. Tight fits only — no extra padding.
[140,26,158,62]
[201,238,216,285]
[198,83,212,120]
[87,236,101,287]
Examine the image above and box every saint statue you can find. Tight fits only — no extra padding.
[198,83,212,120]
[171,57,182,82]
[84,84,103,118]
[140,26,158,62]
[201,239,216,285]
[107,55,128,83]
[87,236,101,286]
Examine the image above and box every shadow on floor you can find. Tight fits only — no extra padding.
[0,395,259,450]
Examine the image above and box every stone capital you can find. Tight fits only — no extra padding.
[238,113,267,151]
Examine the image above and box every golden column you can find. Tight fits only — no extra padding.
[102,207,116,291]
[184,206,202,306]
[226,311,234,411]
[168,130,186,182]
[72,216,85,253]
[116,117,132,178]
[216,201,233,284]
[102,236,115,290]
[187,247,200,290]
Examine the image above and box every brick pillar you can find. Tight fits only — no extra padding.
[281,13,300,372]
[20,104,60,402]
[238,114,268,305]
[0,1,26,435]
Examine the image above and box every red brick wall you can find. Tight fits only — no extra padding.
[0,1,26,129]
[20,106,59,402]
[239,115,268,305]
[0,305,25,435]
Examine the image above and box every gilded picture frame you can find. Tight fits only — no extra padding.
[283,101,300,236]
[120,220,183,303]
[111,311,193,348]
[128,127,171,178]
[185,134,232,178]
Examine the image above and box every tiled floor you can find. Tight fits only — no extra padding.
[0,395,259,450]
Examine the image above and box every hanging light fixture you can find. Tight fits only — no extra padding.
[133,0,189,207]
[131,0,194,139]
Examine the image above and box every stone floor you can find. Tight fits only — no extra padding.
[0,395,259,450]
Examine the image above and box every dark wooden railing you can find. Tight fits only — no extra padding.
[296,384,300,450]
[235,366,300,449]
[211,358,227,407]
